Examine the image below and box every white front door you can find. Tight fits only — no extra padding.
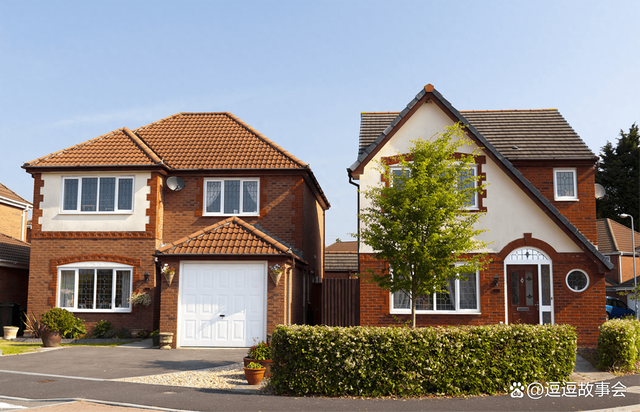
[179,262,266,347]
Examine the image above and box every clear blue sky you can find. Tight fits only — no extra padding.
[1,0,638,245]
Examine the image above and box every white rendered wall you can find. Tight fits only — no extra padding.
[357,101,581,255]
[39,172,151,232]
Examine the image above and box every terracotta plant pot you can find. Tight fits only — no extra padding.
[243,366,266,385]
[243,357,273,378]
[41,331,62,347]
[3,326,19,339]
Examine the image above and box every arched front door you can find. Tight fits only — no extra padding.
[504,248,554,325]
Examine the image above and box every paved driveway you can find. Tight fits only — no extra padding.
[0,343,247,380]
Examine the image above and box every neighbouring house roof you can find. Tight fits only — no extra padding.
[156,216,305,262]
[597,218,640,254]
[0,182,31,208]
[348,84,613,272]
[325,241,358,272]
[357,110,595,160]
[0,233,30,267]
[325,241,358,253]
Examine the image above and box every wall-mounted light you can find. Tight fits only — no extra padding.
[144,271,150,282]
[493,275,499,286]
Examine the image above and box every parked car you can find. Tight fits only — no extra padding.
[606,297,636,320]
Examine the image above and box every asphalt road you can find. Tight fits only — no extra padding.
[0,346,638,411]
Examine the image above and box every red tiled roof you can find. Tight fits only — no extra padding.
[325,241,358,253]
[157,216,303,259]
[597,218,640,253]
[25,128,160,167]
[0,182,31,206]
[0,233,30,266]
[25,113,307,170]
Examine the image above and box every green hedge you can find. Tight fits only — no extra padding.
[598,317,640,372]
[270,324,576,397]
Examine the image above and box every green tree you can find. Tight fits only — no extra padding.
[596,123,639,231]
[358,124,490,328]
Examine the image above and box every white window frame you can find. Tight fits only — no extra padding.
[565,269,589,293]
[60,176,135,214]
[553,168,578,201]
[389,164,478,210]
[389,265,481,315]
[57,262,133,313]
[203,178,260,216]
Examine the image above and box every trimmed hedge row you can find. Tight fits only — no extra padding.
[270,324,576,397]
[598,317,640,372]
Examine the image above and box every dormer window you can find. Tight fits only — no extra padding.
[553,168,578,201]
[203,178,260,216]
[62,176,134,213]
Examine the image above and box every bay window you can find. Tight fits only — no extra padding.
[391,269,480,314]
[58,263,133,312]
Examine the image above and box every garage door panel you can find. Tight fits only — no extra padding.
[180,262,266,347]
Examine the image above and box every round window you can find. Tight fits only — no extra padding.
[566,270,589,292]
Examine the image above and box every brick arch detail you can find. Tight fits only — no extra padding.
[47,255,143,306]
[497,234,560,262]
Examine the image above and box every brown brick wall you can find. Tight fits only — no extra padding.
[513,161,597,244]
[0,266,29,307]
[619,255,640,284]
[27,237,157,334]
[0,203,25,240]
[359,244,605,347]
[302,182,324,278]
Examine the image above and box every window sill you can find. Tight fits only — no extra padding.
[64,309,132,313]
[59,211,134,215]
[202,213,260,217]
[390,310,481,315]
[553,198,579,202]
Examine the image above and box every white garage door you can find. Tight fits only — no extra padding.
[179,262,266,347]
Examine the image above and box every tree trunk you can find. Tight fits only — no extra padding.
[411,295,417,329]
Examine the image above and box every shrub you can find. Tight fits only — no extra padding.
[92,320,115,339]
[270,324,577,397]
[40,308,86,339]
[248,340,271,360]
[598,317,640,373]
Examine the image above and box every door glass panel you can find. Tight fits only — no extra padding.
[511,271,519,305]
[541,265,551,306]
[525,270,533,306]
[542,312,551,325]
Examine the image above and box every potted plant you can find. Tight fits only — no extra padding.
[243,339,273,377]
[150,329,160,347]
[243,361,267,385]
[39,308,86,347]
[23,311,48,339]
[2,325,19,340]
[129,291,151,338]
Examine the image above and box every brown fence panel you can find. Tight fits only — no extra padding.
[321,278,360,326]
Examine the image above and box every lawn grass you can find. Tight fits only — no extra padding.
[0,340,135,355]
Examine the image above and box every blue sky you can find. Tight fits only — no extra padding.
[1,0,638,244]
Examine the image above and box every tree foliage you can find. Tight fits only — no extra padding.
[596,123,639,231]
[358,124,490,328]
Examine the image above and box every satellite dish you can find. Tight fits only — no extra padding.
[166,176,185,191]
[594,183,606,200]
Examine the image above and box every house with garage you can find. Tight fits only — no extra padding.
[0,182,32,332]
[23,112,329,347]
[348,84,613,347]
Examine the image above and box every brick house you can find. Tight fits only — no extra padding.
[23,112,329,347]
[597,218,639,309]
[0,183,32,323]
[347,84,613,347]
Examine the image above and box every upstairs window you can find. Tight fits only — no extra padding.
[204,178,259,216]
[554,168,578,201]
[62,176,134,213]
